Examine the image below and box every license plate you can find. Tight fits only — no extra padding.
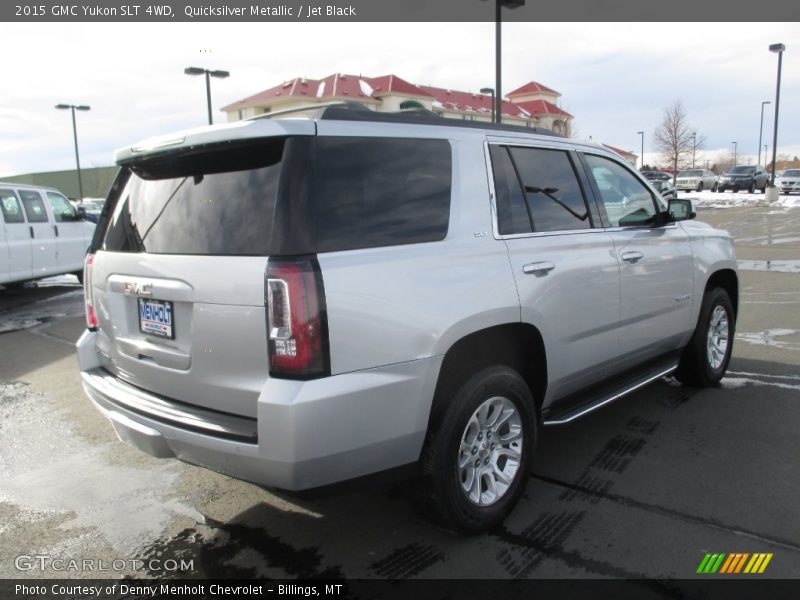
[138,298,175,339]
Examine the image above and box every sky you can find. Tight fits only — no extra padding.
[1,22,798,177]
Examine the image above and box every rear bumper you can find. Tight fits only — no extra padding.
[77,330,441,490]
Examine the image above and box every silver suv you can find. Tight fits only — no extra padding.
[77,104,738,533]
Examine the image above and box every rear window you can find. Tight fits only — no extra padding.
[102,140,284,255]
[100,136,452,257]
[312,137,451,252]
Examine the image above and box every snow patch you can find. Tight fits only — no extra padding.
[736,260,800,274]
[736,329,800,349]
[316,81,325,97]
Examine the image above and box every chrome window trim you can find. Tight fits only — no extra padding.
[483,140,628,241]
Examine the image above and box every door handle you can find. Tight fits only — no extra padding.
[523,261,556,275]
[621,251,644,263]
[29,226,34,239]
[54,224,59,237]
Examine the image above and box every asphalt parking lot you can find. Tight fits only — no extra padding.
[0,201,798,582]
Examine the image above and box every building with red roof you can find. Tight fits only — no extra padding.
[221,74,573,135]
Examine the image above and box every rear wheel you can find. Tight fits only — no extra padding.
[676,287,735,387]
[420,365,536,534]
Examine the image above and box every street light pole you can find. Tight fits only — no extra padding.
[768,43,785,187]
[482,0,525,124]
[691,132,696,168]
[55,103,91,201]
[637,131,644,170]
[758,100,771,167]
[495,0,501,124]
[732,141,737,166]
[185,66,230,125]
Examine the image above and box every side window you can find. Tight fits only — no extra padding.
[0,189,25,224]
[312,137,451,252]
[46,192,77,223]
[489,145,531,235]
[489,145,591,234]
[508,147,591,232]
[584,155,658,227]
[18,190,49,223]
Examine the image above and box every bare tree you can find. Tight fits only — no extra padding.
[653,100,702,180]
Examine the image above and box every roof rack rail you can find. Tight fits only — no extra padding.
[251,100,562,138]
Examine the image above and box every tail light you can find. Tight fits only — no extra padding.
[84,253,98,330]
[266,256,330,379]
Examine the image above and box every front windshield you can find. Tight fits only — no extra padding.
[781,169,800,177]
[730,166,756,174]
[679,170,703,177]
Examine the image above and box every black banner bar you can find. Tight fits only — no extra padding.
[2,0,799,22]
[3,579,800,600]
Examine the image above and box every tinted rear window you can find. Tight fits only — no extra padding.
[102,140,284,255]
[312,137,451,252]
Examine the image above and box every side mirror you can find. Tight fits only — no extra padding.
[76,206,86,220]
[668,198,696,221]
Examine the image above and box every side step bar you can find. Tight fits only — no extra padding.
[542,356,679,426]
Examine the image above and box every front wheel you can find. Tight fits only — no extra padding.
[676,287,735,387]
[748,182,755,194]
[420,365,536,534]
[698,183,704,192]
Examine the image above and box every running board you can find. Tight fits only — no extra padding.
[542,357,678,426]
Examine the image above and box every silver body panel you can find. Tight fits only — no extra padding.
[79,116,737,491]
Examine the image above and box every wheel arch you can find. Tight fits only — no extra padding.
[428,323,547,430]
[705,268,739,320]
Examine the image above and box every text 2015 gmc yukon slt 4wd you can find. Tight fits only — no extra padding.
[78,104,737,533]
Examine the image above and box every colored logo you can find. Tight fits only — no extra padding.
[696,553,773,574]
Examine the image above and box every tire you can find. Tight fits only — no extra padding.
[676,287,735,387]
[74,270,84,285]
[420,365,537,534]
[748,182,755,194]
[697,183,704,192]
[712,182,718,192]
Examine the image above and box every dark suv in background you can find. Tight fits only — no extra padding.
[717,165,768,193]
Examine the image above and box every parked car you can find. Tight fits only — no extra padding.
[77,103,738,533]
[77,199,106,223]
[642,171,673,182]
[1,183,95,287]
[651,178,678,200]
[717,165,768,193]
[776,169,800,194]
[675,169,718,192]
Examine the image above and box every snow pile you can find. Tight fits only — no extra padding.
[682,189,800,209]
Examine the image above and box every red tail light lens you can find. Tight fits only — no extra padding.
[266,257,330,379]
[84,253,97,330]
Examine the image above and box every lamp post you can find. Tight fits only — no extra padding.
[184,66,230,125]
[732,141,737,166]
[480,87,495,123]
[55,103,90,201]
[481,0,525,124]
[768,43,785,188]
[691,132,697,168]
[637,131,644,170]
[758,100,771,167]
